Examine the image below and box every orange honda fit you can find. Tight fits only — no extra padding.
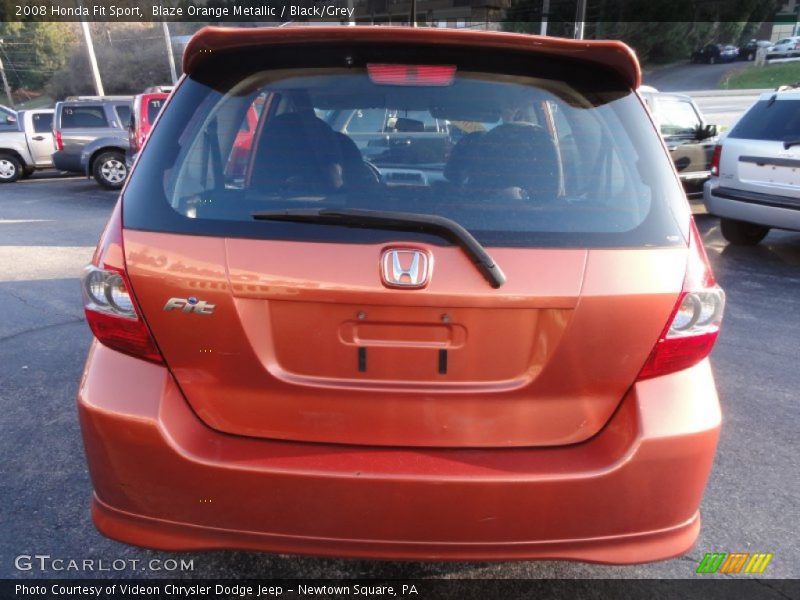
[78,26,725,563]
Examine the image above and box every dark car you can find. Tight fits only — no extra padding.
[691,44,737,64]
[641,90,718,198]
[738,39,772,61]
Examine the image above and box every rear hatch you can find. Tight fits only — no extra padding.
[120,29,690,448]
[722,94,800,204]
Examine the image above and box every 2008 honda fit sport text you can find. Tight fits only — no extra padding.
[77,26,725,563]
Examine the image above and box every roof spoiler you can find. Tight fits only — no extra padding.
[183,26,641,90]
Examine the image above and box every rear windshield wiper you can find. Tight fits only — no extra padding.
[783,139,800,149]
[252,208,506,288]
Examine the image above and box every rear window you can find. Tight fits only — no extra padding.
[60,105,107,128]
[32,112,52,133]
[728,98,800,141]
[147,99,164,123]
[115,105,131,126]
[124,45,687,248]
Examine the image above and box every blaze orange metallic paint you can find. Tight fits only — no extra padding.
[77,26,722,563]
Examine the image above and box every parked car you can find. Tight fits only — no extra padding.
[78,26,725,564]
[738,39,772,61]
[704,89,800,244]
[126,91,169,167]
[691,44,738,64]
[0,109,54,183]
[52,96,132,189]
[640,90,718,198]
[766,37,800,59]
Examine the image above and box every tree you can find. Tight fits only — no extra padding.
[0,22,76,91]
[504,0,785,64]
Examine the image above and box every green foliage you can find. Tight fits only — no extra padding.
[47,33,173,99]
[721,62,800,89]
[0,22,76,90]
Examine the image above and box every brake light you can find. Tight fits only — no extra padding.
[710,144,722,176]
[367,64,456,86]
[637,221,725,380]
[81,203,163,364]
[54,130,63,151]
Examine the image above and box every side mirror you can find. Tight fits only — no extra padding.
[704,124,718,139]
[5,115,17,124]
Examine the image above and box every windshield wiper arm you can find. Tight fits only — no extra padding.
[784,139,800,149]
[252,208,506,288]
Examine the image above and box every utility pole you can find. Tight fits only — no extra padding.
[80,20,105,96]
[162,22,178,84]
[574,0,586,40]
[539,0,549,36]
[410,0,417,26]
[0,40,14,108]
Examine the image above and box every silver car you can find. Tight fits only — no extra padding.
[704,90,800,244]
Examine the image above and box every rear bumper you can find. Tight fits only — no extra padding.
[51,150,82,173]
[78,342,720,563]
[704,181,800,230]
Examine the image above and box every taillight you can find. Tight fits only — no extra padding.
[367,64,456,86]
[637,221,725,380]
[82,203,163,364]
[710,144,722,176]
[54,130,63,151]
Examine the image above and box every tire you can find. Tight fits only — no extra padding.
[720,218,770,245]
[0,153,22,183]
[92,151,127,190]
[20,165,35,179]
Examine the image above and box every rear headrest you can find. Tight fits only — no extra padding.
[250,111,343,193]
[464,123,560,199]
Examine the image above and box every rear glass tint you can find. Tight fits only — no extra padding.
[124,45,687,248]
[147,99,164,123]
[115,105,131,126]
[61,105,107,128]
[32,112,52,132]
[729,98,800,141]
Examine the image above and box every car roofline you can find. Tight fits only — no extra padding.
[182,25,641,89]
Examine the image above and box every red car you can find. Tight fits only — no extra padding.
[78,26,724,563]
[127,92,169,165]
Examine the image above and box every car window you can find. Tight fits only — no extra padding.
[147,99,164,123]
[32,113,52,133]
[124,51,687,249]
[115,105,132,126]
[728,98,800,141]
[655,99,701,136]
[61,105,108,128]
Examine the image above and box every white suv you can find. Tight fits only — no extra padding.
[704,90,800,244]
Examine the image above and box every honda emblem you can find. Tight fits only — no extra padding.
[380,249,431,289]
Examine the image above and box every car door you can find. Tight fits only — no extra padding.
[655,97,712,179]
[27,111,54,166]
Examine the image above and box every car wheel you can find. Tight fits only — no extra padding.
[0,153,22,183]
[720,218,770,245]
[93,151,128,190]
[20,165,35,179]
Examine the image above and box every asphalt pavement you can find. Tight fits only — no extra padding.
[0,175,797,584]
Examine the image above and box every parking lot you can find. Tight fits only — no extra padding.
[0,174,798,581]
